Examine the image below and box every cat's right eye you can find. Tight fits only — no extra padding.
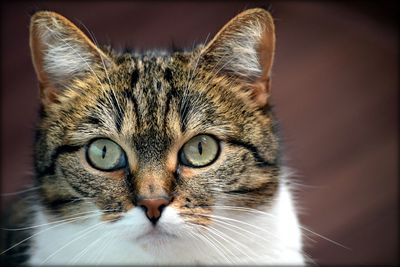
[86,139,126,171]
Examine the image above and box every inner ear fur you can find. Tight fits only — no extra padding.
[29,11,114,105]
[201,8,276,107]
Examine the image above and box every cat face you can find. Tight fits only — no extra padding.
[30,9,279,246]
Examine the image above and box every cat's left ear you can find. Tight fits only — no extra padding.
[30,11,114,105]
[201,8,275,107]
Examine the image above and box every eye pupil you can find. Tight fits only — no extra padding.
[87,139,126,171]
[180,134,219,167]
[198,142,203,155]
[102,145,107,159]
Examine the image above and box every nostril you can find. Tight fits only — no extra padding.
[158,204,166,212]
[140,205,148,213]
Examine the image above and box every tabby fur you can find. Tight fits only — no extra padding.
[1,8,304,265]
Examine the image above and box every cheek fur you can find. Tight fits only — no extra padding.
[51,152,134,214]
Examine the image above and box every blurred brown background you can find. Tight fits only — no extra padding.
[1,1,398,265]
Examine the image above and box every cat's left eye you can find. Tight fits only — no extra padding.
[86,139,126,171]
[179,135,220,168]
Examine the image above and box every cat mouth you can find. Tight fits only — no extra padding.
[136,227,177,243]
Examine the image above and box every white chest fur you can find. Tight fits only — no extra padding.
[28,182,304,265]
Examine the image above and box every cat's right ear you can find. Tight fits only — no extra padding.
[30,11,114,105]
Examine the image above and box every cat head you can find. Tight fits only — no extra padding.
[30,8,279,245]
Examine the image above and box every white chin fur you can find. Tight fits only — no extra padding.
[29,174,304,265]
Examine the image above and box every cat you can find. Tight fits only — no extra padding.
[1,8,305,265]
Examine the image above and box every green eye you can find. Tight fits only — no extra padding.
[86,139,126,171]
[180,135,219,167]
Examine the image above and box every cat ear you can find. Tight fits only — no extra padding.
[30,11,114,105]
[201,8,275,107]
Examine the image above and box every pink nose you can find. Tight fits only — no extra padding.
[137,198,170,225]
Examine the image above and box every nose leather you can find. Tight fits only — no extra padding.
[137,198,170,224]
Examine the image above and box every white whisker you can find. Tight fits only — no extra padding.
[1,209,112,231]
[40,220,110,264]
[70,230,113,264]
[0,212,102,256]
[93,230,116,265]
[200,225,241,262]
[1,186,41,197]
[187,223,232,264]
[207,224,258,263]
[211,205,351,250]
